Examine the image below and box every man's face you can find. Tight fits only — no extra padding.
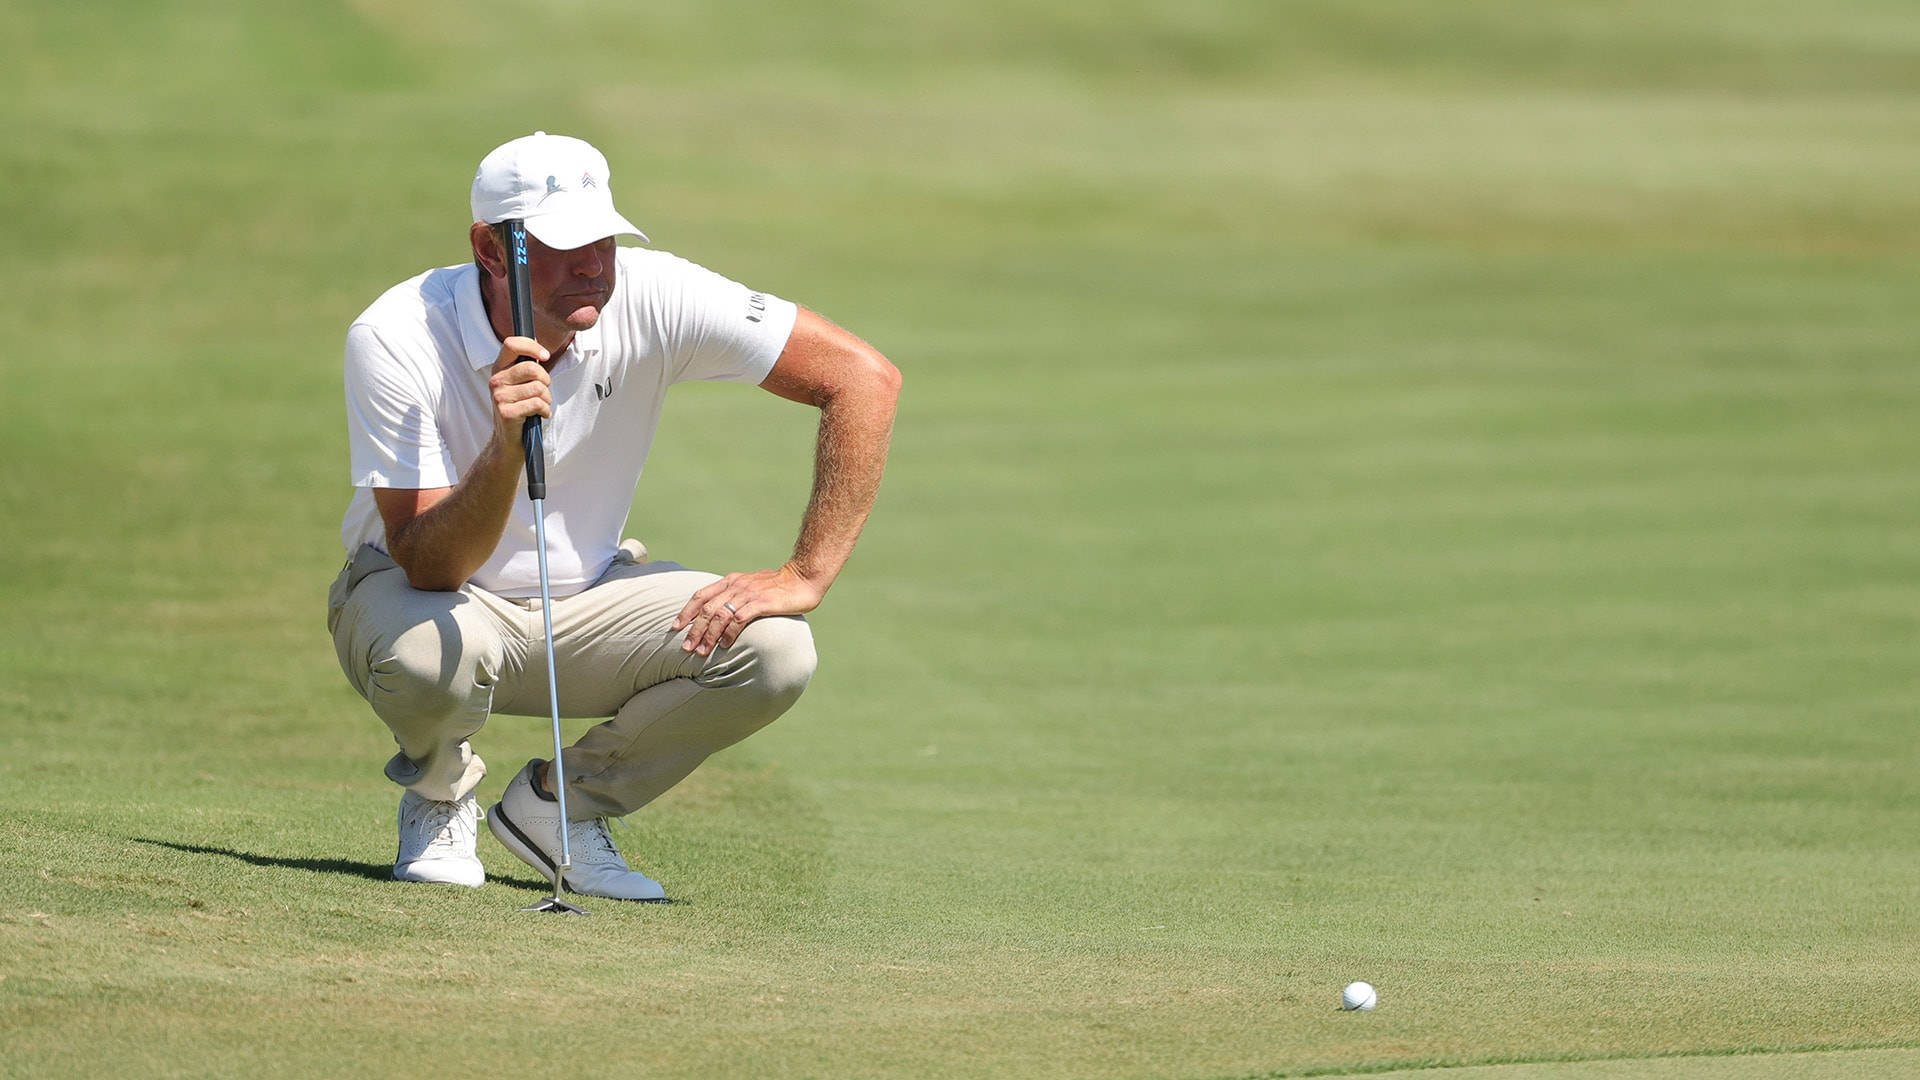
[528,233,617,333]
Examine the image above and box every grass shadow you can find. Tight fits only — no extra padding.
[482,864,556,892]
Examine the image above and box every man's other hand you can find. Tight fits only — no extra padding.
[674,566,826,656]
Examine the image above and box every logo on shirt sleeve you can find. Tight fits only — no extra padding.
[745,293,768,324]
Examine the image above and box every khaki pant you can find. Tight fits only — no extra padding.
[327,541,816,820]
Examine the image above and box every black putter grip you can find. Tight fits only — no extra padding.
[521,417,546,501]
[501,220,546,500]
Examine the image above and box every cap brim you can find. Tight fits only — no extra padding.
[524,208,649,250]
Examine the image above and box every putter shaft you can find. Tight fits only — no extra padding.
[532,497,578,904]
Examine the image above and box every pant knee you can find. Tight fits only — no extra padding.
[364,615,498,730]
[706,615,816,711]
[752,615,818,702]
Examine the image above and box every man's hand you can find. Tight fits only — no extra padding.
[674,565,827,656]
[490,336,552,446]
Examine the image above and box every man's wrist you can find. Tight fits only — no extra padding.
[784,557,835,594]
[489,427,527,465]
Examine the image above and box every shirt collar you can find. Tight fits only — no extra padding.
[453,264,598,374]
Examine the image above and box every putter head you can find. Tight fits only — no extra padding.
[521,895,590,916]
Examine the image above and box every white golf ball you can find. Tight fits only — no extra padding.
[1341,981,1377,1011]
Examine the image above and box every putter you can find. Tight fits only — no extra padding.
[502,218,588,917]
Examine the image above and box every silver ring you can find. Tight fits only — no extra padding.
[723,602,738,614]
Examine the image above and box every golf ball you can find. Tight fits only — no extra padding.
[1341,981,1377,1011]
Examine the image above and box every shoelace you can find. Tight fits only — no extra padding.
[566,817,627,865]
[407,799,473,853]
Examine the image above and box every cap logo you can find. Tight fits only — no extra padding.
[546,175,562,195]
[581,171,597,189]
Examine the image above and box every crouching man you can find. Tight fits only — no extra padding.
[326,132,899,900]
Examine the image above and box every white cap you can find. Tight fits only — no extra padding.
[470,132,648,249]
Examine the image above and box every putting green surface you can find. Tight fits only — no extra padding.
[3,2,1918,1077]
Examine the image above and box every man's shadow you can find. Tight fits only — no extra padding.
[131,838,393,881]
[130,838,545,889]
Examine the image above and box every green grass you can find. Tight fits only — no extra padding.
[3,1,1919,1077]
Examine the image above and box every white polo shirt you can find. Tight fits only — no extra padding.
[340,247,799,598]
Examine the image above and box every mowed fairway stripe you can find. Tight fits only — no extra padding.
[1300,1046,1920,1079]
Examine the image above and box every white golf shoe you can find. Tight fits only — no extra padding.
[393,790,484,887]
[487,759,668,903]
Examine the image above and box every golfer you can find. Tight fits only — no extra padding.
[326,132,900,900]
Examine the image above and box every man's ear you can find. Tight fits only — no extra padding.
[470,221,507,278]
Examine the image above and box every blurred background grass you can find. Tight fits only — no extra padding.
[2,1,1917,1077]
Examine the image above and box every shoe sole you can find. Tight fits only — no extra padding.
[392,865,483,888]
[486,801,669,904]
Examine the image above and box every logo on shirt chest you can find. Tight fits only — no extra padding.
[593,376,615,400]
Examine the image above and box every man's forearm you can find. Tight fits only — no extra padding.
[387,436,525,591]
[673,322,899,656]
[787,372,899,592]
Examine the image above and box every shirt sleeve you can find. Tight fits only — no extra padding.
[649,253,800,386]
[343,322,459,489]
